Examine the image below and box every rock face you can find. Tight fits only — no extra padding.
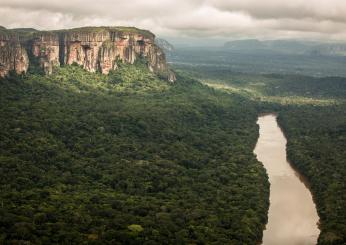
[0,32,29,77]
[0,27,175,81]
[31,32,60,74]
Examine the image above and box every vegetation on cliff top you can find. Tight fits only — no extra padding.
[0,26,155,41]
[53,26,155,39]
[0,27,39,41]
[30,59,170,95]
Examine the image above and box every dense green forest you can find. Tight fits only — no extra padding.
[0,63,269,244]
[2,45,346,245]
[174,59,346,245]
[277,105,346,245]
[174,64,346,102]
[171,47,346,77]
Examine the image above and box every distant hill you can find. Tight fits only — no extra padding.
[224,39,346,56]
[223,39,266,49]
[308,44,346,56]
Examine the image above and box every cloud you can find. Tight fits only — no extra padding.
[1,0,346,41]
[210,0,346,22]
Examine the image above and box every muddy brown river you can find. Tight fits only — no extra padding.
[254,114,320,245]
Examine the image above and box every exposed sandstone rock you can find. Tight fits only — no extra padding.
[0,26,175,81]
[62,29,110,72]
[0,32,29,77]
[31,32,60,74]
[60,27,173,79]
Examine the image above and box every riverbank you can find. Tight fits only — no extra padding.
[255,114,320,245]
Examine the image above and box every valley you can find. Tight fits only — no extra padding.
[0,26,345,245]
[171,47,346,244]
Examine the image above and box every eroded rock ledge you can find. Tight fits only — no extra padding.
[0,26,175,81]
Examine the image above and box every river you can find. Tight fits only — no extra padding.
[254,114,320,245]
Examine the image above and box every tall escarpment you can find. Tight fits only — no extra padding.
[0,32,29,77]
[0,27,175,81]
[62,30,110,73]
[31,32,60,74]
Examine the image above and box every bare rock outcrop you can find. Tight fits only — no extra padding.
[0,32,29,77]
[31,32,60,74]
[0,26,175,81]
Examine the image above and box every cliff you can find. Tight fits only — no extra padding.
[155,38,175,55]
[0,31,29,77]
[0,26,175,81]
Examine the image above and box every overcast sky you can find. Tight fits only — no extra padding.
[1,0,346,43]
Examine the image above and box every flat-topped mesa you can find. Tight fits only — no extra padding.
[0,26,175,82]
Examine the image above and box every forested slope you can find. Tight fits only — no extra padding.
[0,63,269,244]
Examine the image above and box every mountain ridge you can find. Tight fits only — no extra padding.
[224,39,346,56]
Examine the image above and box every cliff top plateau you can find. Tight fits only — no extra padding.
[0,26,175,82]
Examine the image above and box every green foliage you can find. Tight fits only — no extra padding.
[171,47,346,77]
[4,44,345,244]
[249,71,346,245]
[0,67,269,244]
[128,224,144,233]
[276,105,346,245]
[174,65,346,105]
[57,26,154,39]
[0,26,154,41]
[177,56,346,245]
[37,63,169,95]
